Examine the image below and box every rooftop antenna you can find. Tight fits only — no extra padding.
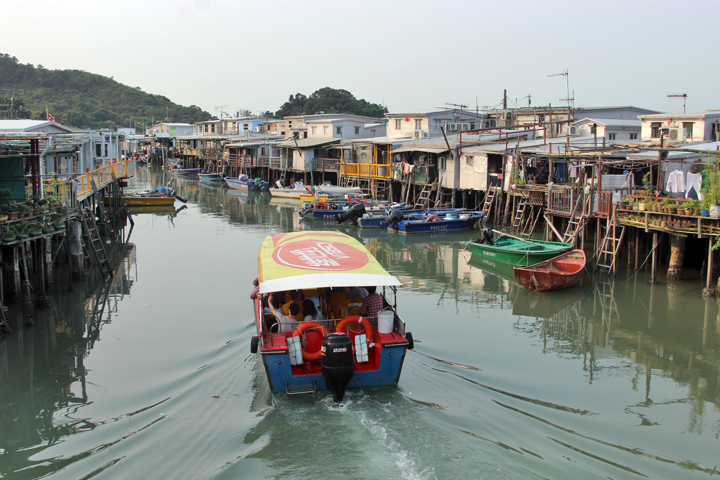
[548,69,573,120]
[445,102,468,118]
[667,93,687,114]
[215,104,228,119]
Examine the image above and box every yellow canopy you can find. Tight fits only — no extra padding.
[257,231,401,294]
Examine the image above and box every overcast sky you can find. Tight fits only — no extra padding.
[2,0,718,118]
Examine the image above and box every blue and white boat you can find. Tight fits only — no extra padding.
[199,172,223,184]
[387,210,484,234]
[225,174,269,191]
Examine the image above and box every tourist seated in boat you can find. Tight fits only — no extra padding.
[344,286,368,301]
[268,294,300,333]
[302,298,324,322]
[360,286,384,329]
[282,290,304,322]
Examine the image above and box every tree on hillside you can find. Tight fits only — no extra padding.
[0,53,214,129]
[274,88,386,118]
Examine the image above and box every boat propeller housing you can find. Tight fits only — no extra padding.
[321,333,355,402]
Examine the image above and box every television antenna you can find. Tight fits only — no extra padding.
[548,69,573,119]
[215,104,228,119]
[667,93,687,114]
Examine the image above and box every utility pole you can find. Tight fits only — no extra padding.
[667,93,687,114]
[548,70,573,122]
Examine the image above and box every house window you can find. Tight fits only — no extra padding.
[95,144,102,157]
[651,122,661,138]
[293,132,299,139]
[336,126,342,135]
[415,119,422,130]
[261,147,265,156]
[311,126,317,135]
[323,126,328,135]
[371,129,376,137]
[395,119,401,130]
[683,122,694,138]
[360,146,367,157]
[630,133,638,140]
[288,121,292,128]
[244,124,249,132]
[303,132,307,138]
[434,119,441,131]
[608,133,616,140]
[438,156,446,170]
[466,155,474,166]
[355,126,360,135]
[211,124,215,133]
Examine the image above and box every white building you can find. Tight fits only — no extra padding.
[569,118,642,143]
[386,110,488,139]
[638,113,720,144]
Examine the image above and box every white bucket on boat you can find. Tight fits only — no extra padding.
[377,310,394,334]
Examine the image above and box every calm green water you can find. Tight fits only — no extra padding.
[1,166,719,479]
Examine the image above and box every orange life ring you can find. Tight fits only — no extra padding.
[425,214,440,222]
[335,315,374,343]
[293,321,329,361]
[315,201,328,210]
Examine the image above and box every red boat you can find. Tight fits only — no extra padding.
[513,249,586,291]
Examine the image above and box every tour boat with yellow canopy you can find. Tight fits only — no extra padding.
[251,231,413,401]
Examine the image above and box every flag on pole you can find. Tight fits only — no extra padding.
[46,107,58,123]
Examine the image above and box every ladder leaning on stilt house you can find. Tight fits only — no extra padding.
[562,193,589,246]
[481,187,499,220]
[594,206,626,276]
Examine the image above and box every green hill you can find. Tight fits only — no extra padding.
[0,54,214,130]
[275,87,387,118]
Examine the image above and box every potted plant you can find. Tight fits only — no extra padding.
[16,220,29,239]
[16,203,29,218]
[702,152,720,217]
[684,200,698,216]
[28,221,42,236]
[1,225,17,242]
[638,197,649,212]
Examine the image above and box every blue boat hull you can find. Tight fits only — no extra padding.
[388,212,484,234]
[262,344,408,393]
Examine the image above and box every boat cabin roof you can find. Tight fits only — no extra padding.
[257,232,401,294]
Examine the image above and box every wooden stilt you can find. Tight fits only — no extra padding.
[650,233,658,283]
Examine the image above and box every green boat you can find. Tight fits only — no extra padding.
[467,235,574,266]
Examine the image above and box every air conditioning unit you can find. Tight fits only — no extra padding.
[667,127,682,141]
[568,126,579,136]
[461,123,470,131]
[448,124,457,131]
[254,127,260,133]
[413,130,423,139]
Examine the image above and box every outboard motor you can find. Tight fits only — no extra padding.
[335,203,366,224]
[275,180,285,189]
[379,208,404,229]
[479,227,494,245]
[321,333,355,402]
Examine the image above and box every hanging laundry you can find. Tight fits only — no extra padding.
[685,172,703,200]
[665,170,686,198]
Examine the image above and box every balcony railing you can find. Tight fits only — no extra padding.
[45,161,132,205]
[341,162,391,179]
[546,184,577,215]
[314,157,340,171]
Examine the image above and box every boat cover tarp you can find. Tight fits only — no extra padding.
[257,232,401,294]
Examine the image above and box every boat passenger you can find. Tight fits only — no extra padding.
[268,294,300,333]
[360,286,384,330]
[282,290,304,322]
[302,299,324,322]
[250,277,259,300]
[344,286,368,301]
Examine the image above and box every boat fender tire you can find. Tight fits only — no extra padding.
[250,335,259,354]
[316,202,328,210]
[425,215,440,222]
[405,331,414,350]
[336,315,374,343]
[293,322,330,361]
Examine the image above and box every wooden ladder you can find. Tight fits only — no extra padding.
[481,187,498,218]
[79,203,114,280]
[414,183,433,209]
[512,196,528,230]
[593,275,620,336]
[594,207,626,276]
[562,194,586,245]
[520,206,542,238]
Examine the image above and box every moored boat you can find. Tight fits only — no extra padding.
[252,231,413,401]
[225,175,258,191]
[386,210,484,234]
[169,166,200,176]
[467,231,574,266]
[513,249,586,291]
[198,172,223,183]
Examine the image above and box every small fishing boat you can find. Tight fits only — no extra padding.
[386,211,484,234]
[269,181,310,198]
[467,231,574,266]
[168,164,200,176]
[315,184,363,196]
[122,194,176,207]
[198,172,223,183]
[513,249,586,291]
[252,231,414,402]
[225,174,260,191]
[358,207,466,229]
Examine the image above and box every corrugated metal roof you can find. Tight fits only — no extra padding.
[274,138,340,149]
[573,118,641,128]
[392,145,448,154]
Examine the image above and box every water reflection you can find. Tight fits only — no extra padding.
[0,243,136,474]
